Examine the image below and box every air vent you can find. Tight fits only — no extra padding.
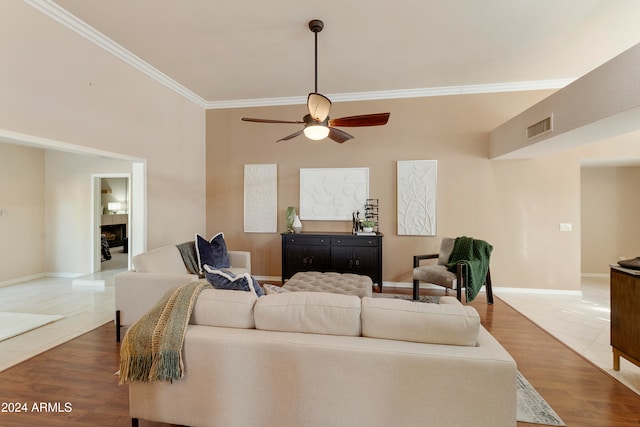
[526,115,553,140]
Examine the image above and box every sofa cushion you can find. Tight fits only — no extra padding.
[203,266,264,297]
[190,288,257,329]
[254,292,361,337]
[361,296,480,346]
[195,233,231,275]
[132,245,189,275]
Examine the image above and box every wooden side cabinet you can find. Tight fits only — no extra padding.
[610,266,640,371]
[282,232,383,289]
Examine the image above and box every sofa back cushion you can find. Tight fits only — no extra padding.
[190,288,257,329]
[361,297,480,346]
[132,245,189,275]
[254,292,361,337]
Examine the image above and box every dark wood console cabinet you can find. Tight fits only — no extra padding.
[610,265,640,371]
[282,232,383,290]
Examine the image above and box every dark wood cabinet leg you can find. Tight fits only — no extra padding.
[115,310,121,342]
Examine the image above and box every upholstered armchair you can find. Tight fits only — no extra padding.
[412,237,494,304]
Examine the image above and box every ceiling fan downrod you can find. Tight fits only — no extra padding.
[309,19,324,94]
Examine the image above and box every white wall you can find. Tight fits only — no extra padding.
[0,1,206,260]
[43,151,132,275]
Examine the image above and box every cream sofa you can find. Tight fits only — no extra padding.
[128,290,517,427]
[114,244,251,341]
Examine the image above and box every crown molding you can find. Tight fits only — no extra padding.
[27,1,573,111]
[204,79,574,109]
[25,0,208,108]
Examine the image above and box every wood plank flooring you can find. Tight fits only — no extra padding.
[0,292,638,426]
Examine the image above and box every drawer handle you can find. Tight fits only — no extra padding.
[368,240,373,244]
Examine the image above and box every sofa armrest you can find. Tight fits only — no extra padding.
[115,271,199,326]
[228,251,251,274]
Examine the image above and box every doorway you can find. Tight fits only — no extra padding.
[96,175,130,273]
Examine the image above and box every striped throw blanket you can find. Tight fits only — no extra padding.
[119,281,210,384]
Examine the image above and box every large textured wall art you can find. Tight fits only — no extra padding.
[397,160,437,235]
[244,164,277,233]
[300,168,369,220]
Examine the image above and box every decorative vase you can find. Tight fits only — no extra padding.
[292,215,302,233]
[286,207,297,233]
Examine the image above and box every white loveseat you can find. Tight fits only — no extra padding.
[128,290,517,427]
[114,244,251,341]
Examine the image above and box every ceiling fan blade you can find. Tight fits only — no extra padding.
[307,93,332,122]
[242,118,304,124]
[277,129,305,142]
[328,127,354,143]
[328,113,390,127]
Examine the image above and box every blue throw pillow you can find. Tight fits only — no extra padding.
[195,233,230,275]
[203,266,264,297]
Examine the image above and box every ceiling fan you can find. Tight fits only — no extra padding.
[242,19,390,143]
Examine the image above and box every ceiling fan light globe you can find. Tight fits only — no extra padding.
[303,125,330,140]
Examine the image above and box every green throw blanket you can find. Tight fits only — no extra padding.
[446,236,493,302]
[119,281,210,384]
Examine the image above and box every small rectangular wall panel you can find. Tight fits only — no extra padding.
[244,164,277,233]
[300,168,369,221]
[397,160,437,235]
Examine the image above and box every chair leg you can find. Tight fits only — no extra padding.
[115,310,121,342]
[455,263,464,302]
[412,279,420,300]
[485,268,494,304]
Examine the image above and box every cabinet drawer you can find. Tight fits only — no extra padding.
[331,236,379,247]
[283,235,330,246]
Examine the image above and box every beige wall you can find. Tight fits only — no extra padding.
[581,166,640,274]
[0,144,45,282]
[206,91,602,290]
[0,1,206,266]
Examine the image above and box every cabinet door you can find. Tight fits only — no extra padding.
[331,246,378,281]
[283,235,332,280]
[286,246,330,274]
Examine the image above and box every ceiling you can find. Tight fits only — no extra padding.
[29,1,640,109]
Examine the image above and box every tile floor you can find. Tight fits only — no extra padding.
[496,276,640,396]
[1,264,639,398]
[0,249,127,372]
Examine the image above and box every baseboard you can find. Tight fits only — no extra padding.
[493,286,581,296]
[0,272,88,289]
[581,273,609,278]
[0,273,46,288]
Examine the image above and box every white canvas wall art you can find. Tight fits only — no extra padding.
[300,168,369,220]
[397,160,437,235]
[244,164,277,233]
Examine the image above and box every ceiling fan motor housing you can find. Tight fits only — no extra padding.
[309,19,324,33]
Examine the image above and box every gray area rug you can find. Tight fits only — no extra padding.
[517,371,565,426]
[372,293,440,303]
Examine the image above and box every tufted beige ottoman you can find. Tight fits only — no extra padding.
[282,271,373,297]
